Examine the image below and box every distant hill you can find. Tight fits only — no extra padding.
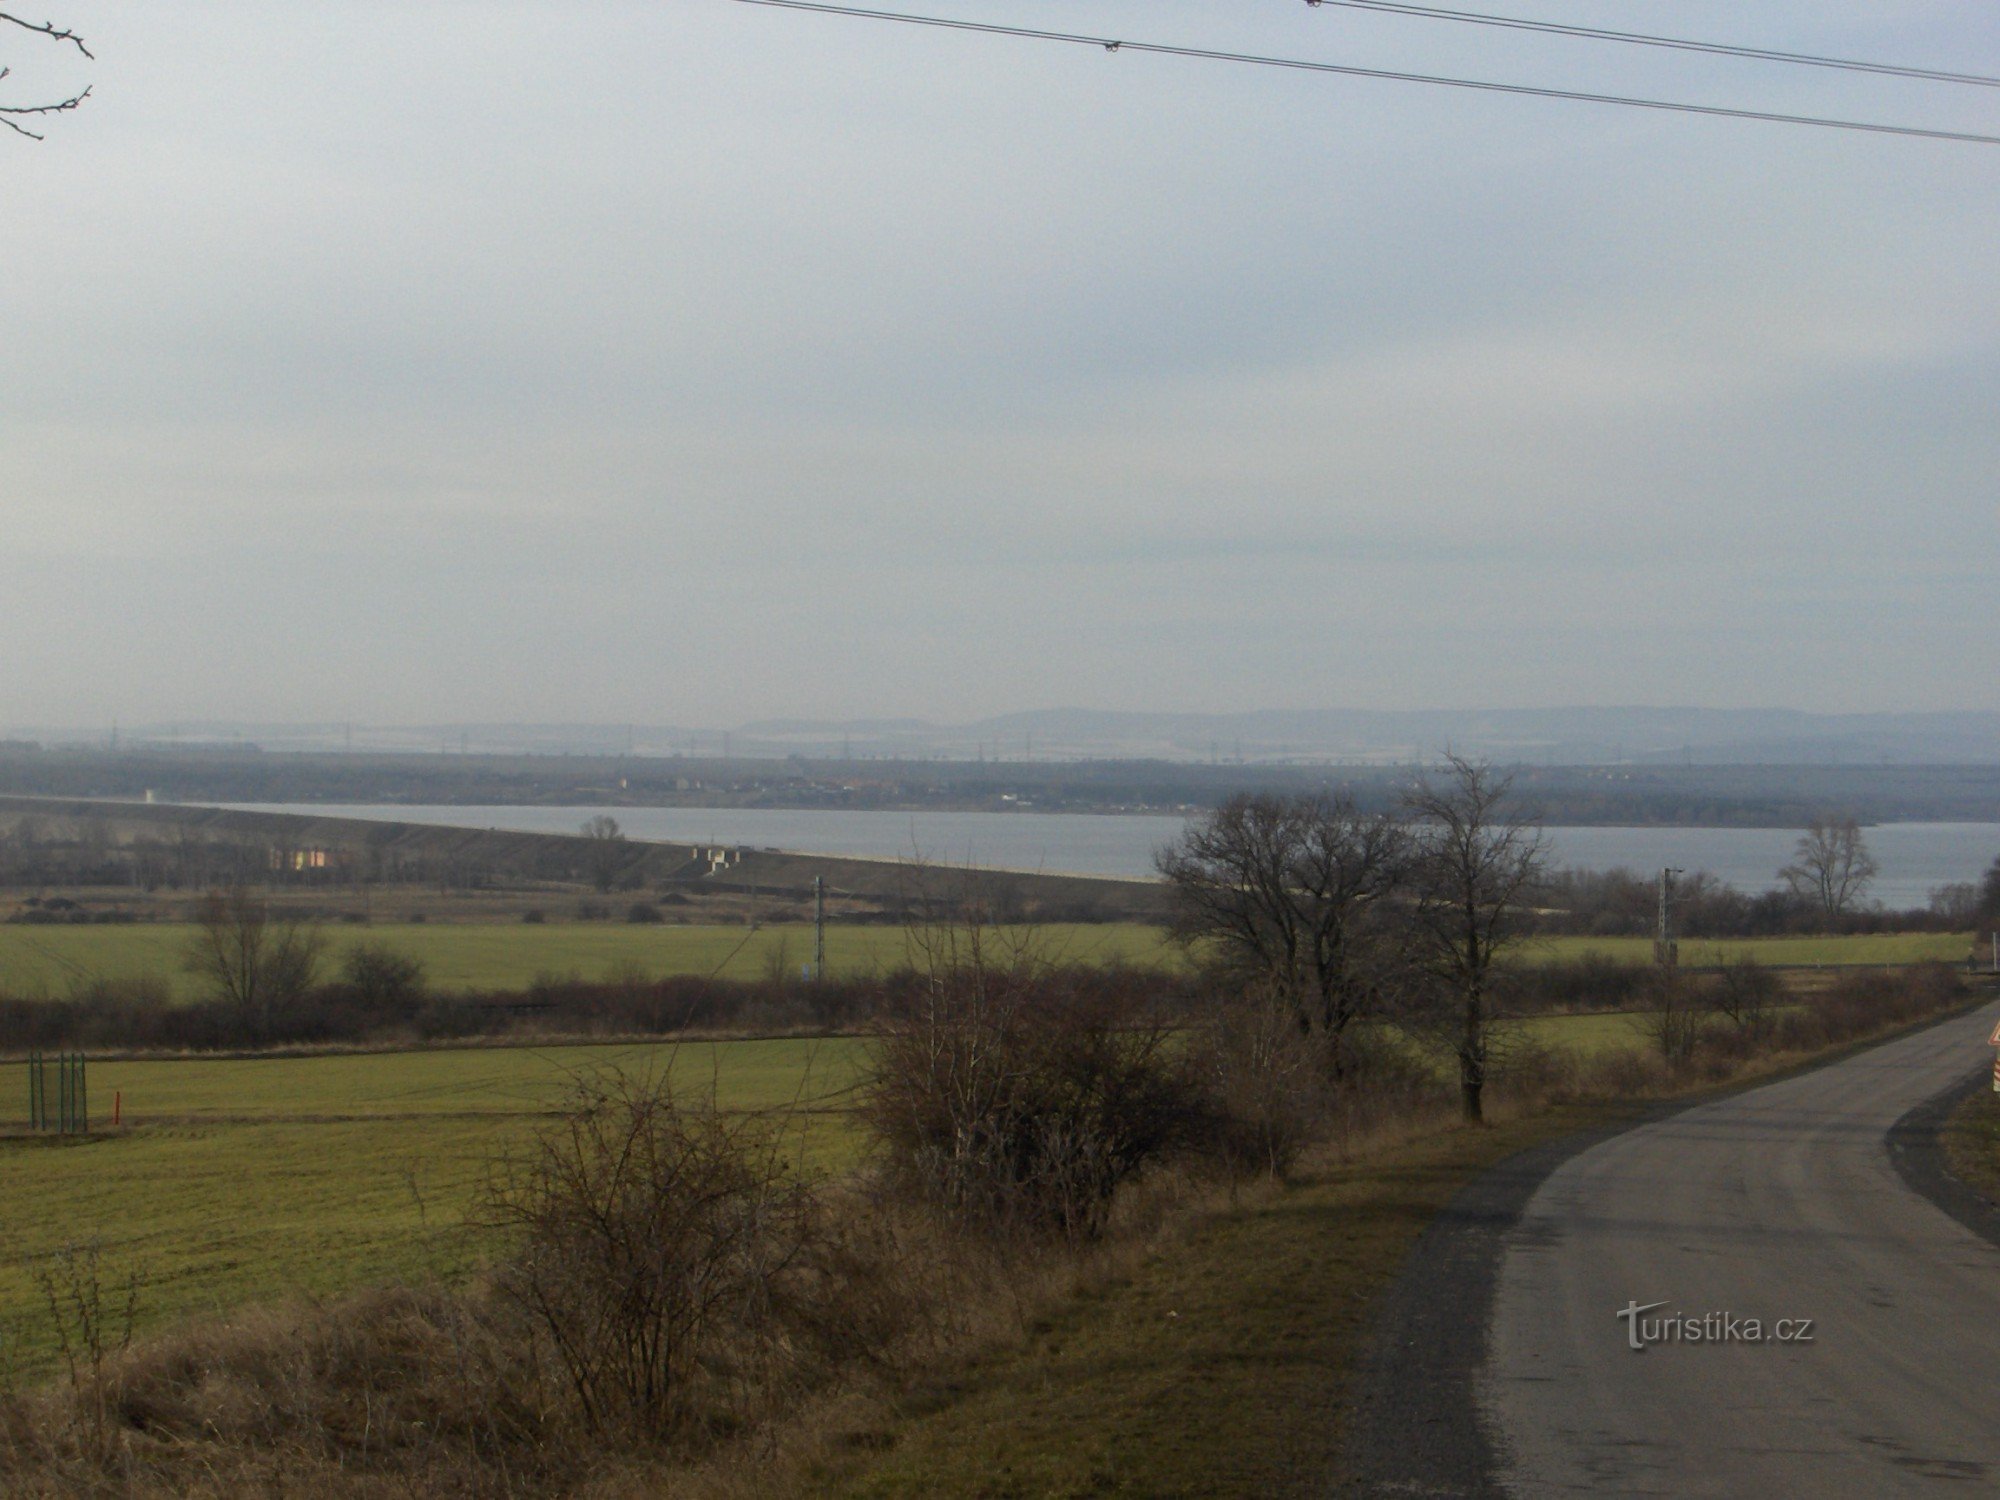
[736,707,2000,766]
[13,707,1998,766]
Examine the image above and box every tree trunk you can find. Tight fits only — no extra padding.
[1461,987,1484,1122]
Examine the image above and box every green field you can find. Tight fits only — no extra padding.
[1513,1009,1674,1055]
[0,1012,1646,1377]
[0,923,1970,1006]
[0,1007,1697,1382]
[0,1039,869,1380]
[0,921,1177,1001]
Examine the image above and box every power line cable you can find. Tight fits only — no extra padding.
[1300,0,2000,90]
[732,0,2000,146]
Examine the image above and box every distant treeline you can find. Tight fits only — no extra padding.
[2,746,1999,823]
[0,960,1189,1054]
[1532,864,1995,939]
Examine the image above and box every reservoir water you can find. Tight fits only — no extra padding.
[221,805,2000,911]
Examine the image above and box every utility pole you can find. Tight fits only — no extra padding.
[813,875,826,980]
[1655,867,1682,968]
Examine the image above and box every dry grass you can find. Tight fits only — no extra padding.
[1941,1087,2000,1201]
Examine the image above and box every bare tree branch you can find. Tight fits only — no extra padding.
[0,12,92,59]
[0,79,90,138]
[0,13,92,139]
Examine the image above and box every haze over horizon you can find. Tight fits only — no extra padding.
[13,704,1999,766]
[5,3,1997,726]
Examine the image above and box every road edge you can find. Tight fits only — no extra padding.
[1335,992,1997,1499]
[1886,1068,2000,1251]
[1333,1108,1639,1498]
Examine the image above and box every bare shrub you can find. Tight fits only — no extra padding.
[1789,962,1965,1050]
[483,1069,875,1441]
[864,911,1206,1239]
[1572,1043,1669,1099]
[1334,1022,1456,1136]
[1191,985,1334,1177]
[1709,957,1780,1036]
[1493,952,1650,1015]
[33,1242,144,1459]
[1638,971,1709,1073]
[339,941,427,1009]
[183,888,324,1041]
[760,934,795,991]
[1486,1033,1581,1110]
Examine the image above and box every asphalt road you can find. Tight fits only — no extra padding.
[1482,1000,2000,1497]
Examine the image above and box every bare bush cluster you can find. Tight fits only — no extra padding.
[864,924,1208,1239]
[483,1071,906,1440]
[1634,962,1965,1078]
[1191,986,1339,1176]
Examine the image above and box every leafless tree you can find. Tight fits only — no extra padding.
[2,12,91,139]
[183,887,325,1038]
[579,813,627,893]
[1778,816,1879,922]
[1402,756,1547,1123]
[1155,792,1413,1057]
[1927,882,1980,928]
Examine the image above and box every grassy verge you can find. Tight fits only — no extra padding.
[1940,1087,2000,1201]
[811,995,1982,1498]
[810,1105,1614,1499]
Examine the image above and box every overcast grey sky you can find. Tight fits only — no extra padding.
[4,2,1996,730]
